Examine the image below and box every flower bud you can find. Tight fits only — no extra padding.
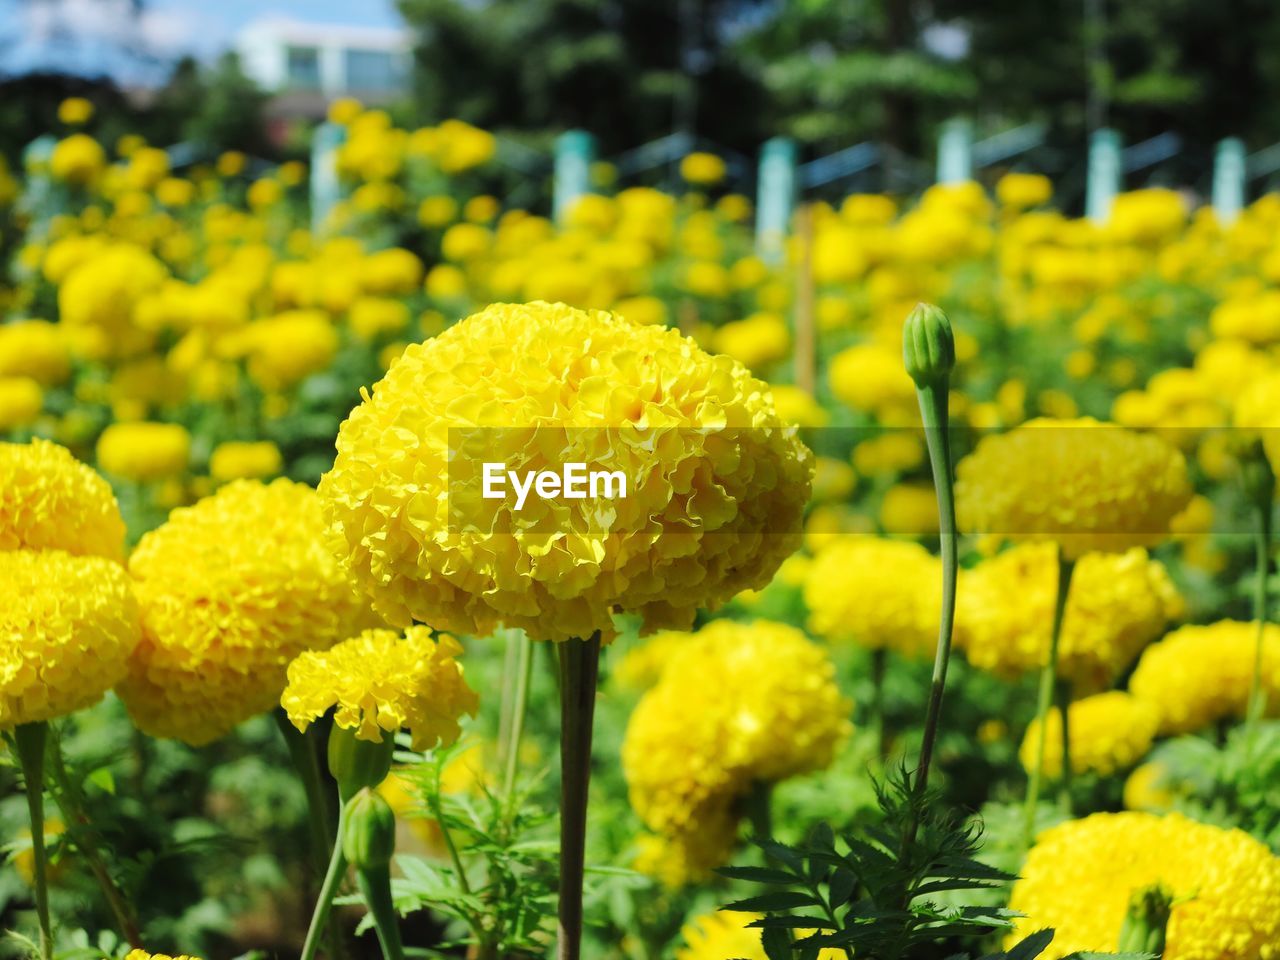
[902,302,955,389]
[1117,882,1172,955]
[327,723,395,800]
[341,787,397,871]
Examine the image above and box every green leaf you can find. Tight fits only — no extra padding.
[1004,928,1056,960]
[717,865,798,885]
[723,891,823,912]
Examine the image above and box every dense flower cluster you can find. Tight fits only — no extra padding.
[1130,620,1280,735]
[1018,692,1158,779]
[955,544,1182,690]
[622,619,850,884]
[119,479,377,745]
[320,301,812,643]
[1008,812,1280,959]
[803,537,940,658]
[0,438,126,560]
[1,549,138,728]
[955,418,1192,558]
[282,626,477,750]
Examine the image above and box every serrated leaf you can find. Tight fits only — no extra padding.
[723,891,822,912]
[1003,928,1056,960]
[717,865,797,885]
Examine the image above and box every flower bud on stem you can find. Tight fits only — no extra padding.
[343,789,403,960]
[1117,882,1173,955]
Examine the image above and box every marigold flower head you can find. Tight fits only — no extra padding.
[828,342,918,424]
[58,243,167,359]
[0,377,43,430]
[955,418,1191,559]
[676,909,844,960]
[320,301,812,643]
[123,951,202,960]
[282,626,477,751]
[622,620,850,883]
[679,152,727,186]
[96,422,191,482]
[119,479,377,745]
[804,537,940,658]
[956,544,1181,691]
[1,549,138,728]
[1019,691,1157,779]
[0,438,125,561]
[1130,620,1280,735]
[209,440,283,483]
[0,320,71,386]
[1007,812,1280,959]
[49,133,105,184]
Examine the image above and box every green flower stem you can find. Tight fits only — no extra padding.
[870,647,888,759]
[911,381,958,801]
[1247,500,1272,752]
[355,868,404,960]
[300,802,350,960]
[46,731,142,948]
[556,632,601,960]
[274,710,344,960]
[13,722,52,960]
[1023,551,1076,846]
[504,631,535,801]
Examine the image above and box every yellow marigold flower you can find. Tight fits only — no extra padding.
[349,297,410,340]
[327,97,363,125]
[1,549,138,728]
[828,343,918,424]
[679,152,727,186]
[127,147,170,190]
[0,320,71,386]
[0,377,43,430]
[879,482,938,535]
[232,311,339,391]
[613,295,668,327]
[57,97,94,125]
[1019,691,1157,779]
[996,172,1052,208]
[282,626,477,751]
[1007,812,1280,959]
[1124,761,1177,813]
[424,263,468,299]
[360,248,424,296]
[955,418,1192,559]
[1130,620,1280,735]
[417,195,458,228]
[712,312,790,370]
[96,422,191,482]
[0,438,125,561]
[320,301,812,643]
[216,150,246,177]
[853,432,925,476]
[14,817,66,886]
[58,243,167,359]
[956,544,1181,690]
[612,631,688,691]
[622,620,849,883]
[119,479,376,745]
[123,951,202,960]
[209,441,283,483]
[1233,371,1280,473]
[805,537,940,658]
[49,133,105,184]
[247,177,283,210]
[677,909,844,960]
[770,384,829,428]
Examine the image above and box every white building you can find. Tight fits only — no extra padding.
[236,17,412,99]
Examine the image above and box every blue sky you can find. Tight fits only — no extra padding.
[0,0,404,84]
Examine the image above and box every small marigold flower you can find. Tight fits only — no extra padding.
[124,951,202,960]
[0,320,71,386]
[0,438,126,562]
[96,422,191,482]
[119,479,377,745]
[282,626,477,751]
[1,549,138,728]
[1018,691,1157,779]
[955,418,1192,559]
[320,301,812,643]
[1124,761,1177,813]
[956,544,1182,691]
[622,620,850,884]
[804,537,940,659]
[0,376,43,430]
[677,909,844,960]
[679,152,727,186]
[1130,620,1280,735]
[209,440,283,483]
[1007,812,1280,959]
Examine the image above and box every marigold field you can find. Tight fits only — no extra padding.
[5,99,1280,960]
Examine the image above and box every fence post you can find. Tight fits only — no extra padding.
[310,121,346,235]
[1086,128,1122,223]
[553,130,596,224]
[936,118,973,184]
[1213,137,1247,225]
[756,136,797,265]
[20,135,57,240]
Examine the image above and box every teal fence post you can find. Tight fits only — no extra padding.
[553,130,596,224]
[20,135,58,241]
[1213,137,1247,225]
[755,136,797,265]
[1086,128,1122,223]
[936,118,973,184]
[310,121,346,235]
